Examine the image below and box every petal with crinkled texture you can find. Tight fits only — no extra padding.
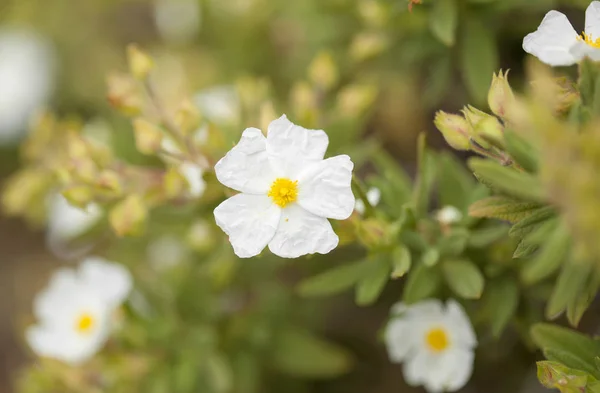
[79,257,132,309]
[214,193,281,258]
[296,155,355,220]
[445,300,477,348]
[268,204,338,258]
[266,115,329,179]
[586,1,600,39]
[523,10,580,66]
[215,128,276,194]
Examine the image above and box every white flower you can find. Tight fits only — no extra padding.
[0,29,54,144]
[523,1,600,66]
[154,0,201,44]
[213,115,355,258]
[354,187,381,215]
[385,299,477,393]
[46,194,102,259]
[194,85,240,125]
[436,206,463,225]
[26,257,132,365]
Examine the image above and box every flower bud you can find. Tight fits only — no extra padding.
[308,51,339,91]
[488,70,515,118]
[95,170,122,196]
[62,185,95,208]
[474,116,504,145]
[174,99,202,136]
[336,84,377,118]
[109,195,148,236]
[107,73,143,116]
[127,44,154,80]
[461,106,498,148]
[133,118,163,154]
[433,111,470,150]
[349,32,388,62]
[163,167,187,199]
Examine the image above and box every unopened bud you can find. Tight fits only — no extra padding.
[350,32,388,62]
[133,118,163,154]
[259,101,277,133]
[461,106,498,148]
[107,73,143,116]
[163,167,187,199]
[95,170,122,196]
[336,84,378,118]
[308,51,339,91]
[434,111,470,150]
[109,195,147,236]
[355,218,395,249]
[174,99,202,136]
[62,185,94,208]
[474,116,504,145]
[488,70,515,118]
[291,82,317,124]
[127,44,154,80]
[358,0,388,27]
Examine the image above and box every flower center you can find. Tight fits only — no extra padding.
[268,178,298,208]
[75,312,96,334]
[425,327,449,352]
[579,32,600,49]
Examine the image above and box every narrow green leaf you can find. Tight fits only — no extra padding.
[438,152,476,212]
[391,245,412,278]
[370,149,412,206]
[531,323,600,367]
[403,263,442,304]
[437,228,469,256]
[429,0,458,46]
[567,268,600,327]
[460,18,499,103]
[468,158,546,202]
[546,260,592,319]
[469,196,542,223]
[412,133,436,217]
[442,259,485,299]
[513,239,538,259]
[421,248,440,267]
[520,223,570,285]
[544,348,600,378]
[504,129,539,173]
[423,55,452,106]
[468,225,508,248]
[483,277,519,338]
[355,258,391,306]
[297,260,371,298]
[509,206,555,239]
[537,361,592,392]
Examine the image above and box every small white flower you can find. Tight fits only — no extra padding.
[46,194,102,258]
[0,29,54,144]
[436,206,463,225]
[385,299,477,393]
[354,187,381,215]
[194,85,240,125]
[523,1,600,66]
[154,0,201,44]
[214,115,355,258]
[26,257,132,365]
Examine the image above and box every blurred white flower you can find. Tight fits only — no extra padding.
[194,86,240,125]
[26,257,132,365]
[523,1,600,66]
[154,0,201,44]
[214,115,355,258]
[436,206,463,225]
[354,187,381,215]
[147,235,188,270]
[0,29,54,144]
[46,194,102,259]
[385,299,477,393]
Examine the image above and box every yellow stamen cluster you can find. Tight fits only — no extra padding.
[75,313,95,334]
[425,327,449,352]
[268,178,298,208]
[579,32,600,48]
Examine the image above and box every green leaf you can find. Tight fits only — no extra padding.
[437,228,469,257]
[537,361,594,393]
[460,18,499,104]
[370,149,412,207]
[403,263,442,304]
[567,268,600,327]
[579,58,600,108]
[468,158,546,202]
[442,259,485,299]
[531,323,600,367]
[513,239,538,259]
[546,260,592,319]
[520,223,570,285]
[271,328,353,378]
[391,245,412,278]
[355,257,391,306]
[429,0,458,46]
[483,276,519,338]
[421,248,440,267]
[504,129,539,173]
[467,225,508,248]
[423,55,452,107]
[206,354,233,393]
[297,260,371,298]
[469,196,542,223]
[544,348,600,378]
[412,133,436,217]
[438,152,476,212]
[509,206,555,239]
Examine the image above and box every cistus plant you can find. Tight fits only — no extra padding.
[5,1,600,393]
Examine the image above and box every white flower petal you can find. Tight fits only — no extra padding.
[385,317,414,363]
[441,348,475,392]
[34,268,82,323]
[214,127,276,194]
[297,155,355,220]
[366,187,381,207]
[268,205,338,258]
[586,1,600,39]
[180,162,206,197]
[402,350,432,388]
[79,257,133,309]
[523,10,580,66]
[266,115,329,179]
[445,300,477,348]
[214,193,281,258]
[47,194,102,241]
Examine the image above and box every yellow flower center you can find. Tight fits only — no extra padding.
[579,32,600,48]
[268,178,298,208]
[425,327,449,352]
[75,313,96,334]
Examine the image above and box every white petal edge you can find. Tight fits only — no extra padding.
[214,193,281,258]
[586,1,600,40]
[78,257,133,309]
[523,10,580,66]
[214,127,276,194]
[445,299,477,349]
[180,162,206,198]
[297,155,355,220]
[440,348,475,392]
[268,204,338,258]
[266,115,329,179]
[385,317,414,363]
